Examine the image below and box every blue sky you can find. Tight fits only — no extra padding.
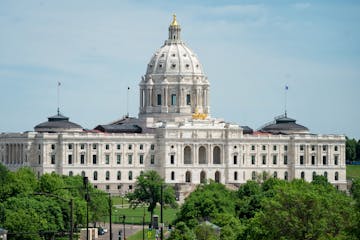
[1,0,359,138]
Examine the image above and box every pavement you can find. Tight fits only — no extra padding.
[97,223,143,240]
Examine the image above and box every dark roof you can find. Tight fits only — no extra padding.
[34,112,83,132]
[94,116,143,133]
[241,126,253,134]
[260,114,309,134]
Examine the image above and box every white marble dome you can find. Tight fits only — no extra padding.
[146,43,204,76]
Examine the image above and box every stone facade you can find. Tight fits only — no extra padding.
[0,16,346,199]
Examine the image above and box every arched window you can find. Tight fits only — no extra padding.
[69,171,73,177]
[215,171,221,183]
[252,171,256,181]
[171,171,175,180]
[335,171,339,181]
[106,171,110,180]
[117,171,121,180]
[312,171,316,180]
[213,146,221,164]
[200,171,206,183]
[184,146,192,164]
[284,171,288,181]
[129,171,133,180]
[234,171,238,181]
[324,171,328,179]
[93,171,98,181]
[273,171,277,178]
[81,171,86,177]
[198,146,207,164]
[185,171,191,183]
[301,171,305,180]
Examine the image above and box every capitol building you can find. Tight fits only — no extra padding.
[0,16,347,199]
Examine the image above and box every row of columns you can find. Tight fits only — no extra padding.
[4,143,26,165]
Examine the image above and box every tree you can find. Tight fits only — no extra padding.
[346,137,357,162]
[357,140,360,161]
[127,171,177,222]
[247,179,358,240]
[168,221,196,240]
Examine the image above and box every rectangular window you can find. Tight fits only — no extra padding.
[105,144,110,150]
[170,155,175,164]
[300,145,304,151]
[334,145,338,151]
[105,155,110,164]
[128,144,132,150]
[80,154,85,164]
[186,94,191,105]
[262,155,266,165]
[68,144,73,150]
[284,145,288,151]
[284,155,288,165]
[311,145,315,151]
[273,155,277,165]
[233,155,238,165]
[51,155,55,164]
[334,155,339,165]
[262,145,266,151]
[128,154,133,164]
[251,155,255,165]
[151,155,155,164]
[157,94,162,105]
[300,155,304,165]
[322,145,327,151]
[251,145,255,151]
[323,156,327,165]
[92,144,97,150]
[139,144,143,150]
[106,185,110,190]
[150,144,155,150]
[51,144,55,150]
[273,145,277,151]
[171,94,176,105]
[92,155,97,164]
[139,154,144,164]
[68,154,73,164]
[311,155,315,165]
[117,144,121,150]
[117,154,121,164]
[80,144,85,150]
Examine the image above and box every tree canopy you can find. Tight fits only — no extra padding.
[169,178,360,240]
[0,164,109,240]
[127,170,177,222]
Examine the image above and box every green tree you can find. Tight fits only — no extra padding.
[194,222,219,240]
[176,181,235,228]
[357,140,360,161]
[127,171,177,222]
[247,179,358,240]
[168,221,196,240]
[346,137,357,162]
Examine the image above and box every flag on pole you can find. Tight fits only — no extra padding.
[58,81,61,86]
[285,85,288,90]
[127,86,130,90]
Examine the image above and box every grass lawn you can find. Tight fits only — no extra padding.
[112,205,179,225]
[111,196,129,205]
[347,165,360,179]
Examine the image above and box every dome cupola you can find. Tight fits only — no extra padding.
[139,15,210,122]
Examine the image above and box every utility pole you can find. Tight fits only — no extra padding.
[83,176,89,240]
[160,185,163,240]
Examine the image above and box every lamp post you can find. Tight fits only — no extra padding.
[83,176,89,240]
[160,184,163,240]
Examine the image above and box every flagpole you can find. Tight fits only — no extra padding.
[57,82,61,115]
[284,84,288,117]
[126,86,130,117]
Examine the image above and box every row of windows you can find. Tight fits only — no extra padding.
[299,155,339,165]
[156,94,192,106]
[299,145,339,152]
[49,143,156,151]
[300,171,340,181]
[51,154,156,165]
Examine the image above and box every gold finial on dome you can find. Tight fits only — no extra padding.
[171,14,178,26]
[192,107,208,120]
